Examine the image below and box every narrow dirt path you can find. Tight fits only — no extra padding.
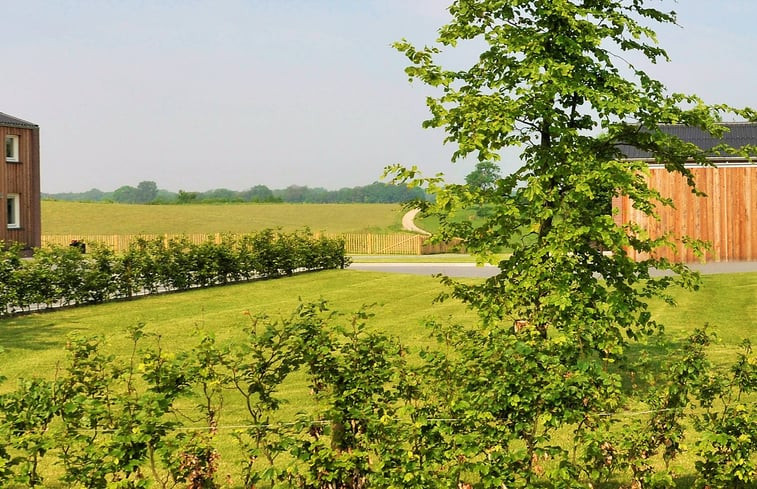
[401,208,431,235]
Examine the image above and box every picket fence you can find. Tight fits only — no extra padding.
[41,233,463,256]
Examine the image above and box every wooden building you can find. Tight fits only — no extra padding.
[613,123,757,262]
[0,112,40,250]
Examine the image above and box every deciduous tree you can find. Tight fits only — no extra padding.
[136,180,158,203]
[465,160,500,191]
[389,0,756,485]
[393,0,754,350]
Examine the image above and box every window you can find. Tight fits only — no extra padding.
[6,194,20,229]
[5,135,19,162]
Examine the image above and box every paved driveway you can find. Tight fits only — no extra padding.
[348,261,757,278]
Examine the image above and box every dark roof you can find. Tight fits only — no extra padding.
[0,112,37,128]
[620,122,757,160]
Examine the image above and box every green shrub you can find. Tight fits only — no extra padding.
[0,229,347,316]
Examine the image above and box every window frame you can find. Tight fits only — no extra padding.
[6,193,20,229]
[5,135,19,162]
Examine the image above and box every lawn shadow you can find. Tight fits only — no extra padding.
[0,315,85,353]
[617,332,690,394]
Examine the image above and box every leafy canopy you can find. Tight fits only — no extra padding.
[390,0,755,353]
[387,4,756,484]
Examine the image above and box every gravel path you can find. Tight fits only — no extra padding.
[401,208,430,235]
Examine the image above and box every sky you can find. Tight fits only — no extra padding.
[4,0,756,194]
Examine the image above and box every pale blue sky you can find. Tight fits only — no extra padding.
[4,0,755,193]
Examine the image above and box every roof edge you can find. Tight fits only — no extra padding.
[617,122,757,160]
[0,112,38,128]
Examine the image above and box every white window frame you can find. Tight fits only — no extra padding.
[6,193,20,229]
[5,135,19,162]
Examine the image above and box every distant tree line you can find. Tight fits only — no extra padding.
[42,181,427,204]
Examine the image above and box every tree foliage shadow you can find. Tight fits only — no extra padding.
[0,316,81,353]
[618,333,690,393]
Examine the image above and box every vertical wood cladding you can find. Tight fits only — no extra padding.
[1,125,41,248]
[614,166,757,262]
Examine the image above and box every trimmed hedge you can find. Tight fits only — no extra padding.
[0,230,348,316]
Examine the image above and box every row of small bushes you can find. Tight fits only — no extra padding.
[0,229,348,315]
[1,305,754,488]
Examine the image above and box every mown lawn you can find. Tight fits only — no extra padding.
[0,270,476,386]
[648,271,757,363]
[41,201,408,235]
[5,268,751,383]
[0,269,754,486]
[2,269,753,399]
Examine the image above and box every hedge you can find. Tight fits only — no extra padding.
[0,230,348,316]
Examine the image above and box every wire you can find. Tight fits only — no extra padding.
[5,401,754,436]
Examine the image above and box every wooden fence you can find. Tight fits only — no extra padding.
[41,233,463,256]
[613,165,757,262]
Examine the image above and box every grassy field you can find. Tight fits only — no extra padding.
[1,269,755,486]
[414,208,479,236]
[350,253,508,263]
[414,207,533,253]
[41,200,408,235]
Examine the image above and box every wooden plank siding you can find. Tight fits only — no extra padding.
[0,125,41,249]
[41,232,461,256]
[614,166,757,262]
[335,233,424,254]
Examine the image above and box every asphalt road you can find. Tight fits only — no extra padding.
[348,261,757,278]
[349,262,500,278]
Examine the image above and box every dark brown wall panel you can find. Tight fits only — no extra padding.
[1,126,41,248]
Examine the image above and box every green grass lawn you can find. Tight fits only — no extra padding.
[648,271,757,361]
[41,201,408,235]
[0,270,477,385]
[0,269,754,486]
[2,269,753,404]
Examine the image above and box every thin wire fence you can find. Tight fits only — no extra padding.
[9,401,755,436]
